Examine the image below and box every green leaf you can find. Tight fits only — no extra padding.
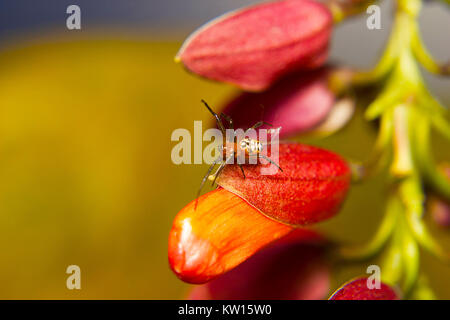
[364,108,394,177]
[430,114,450,143]
[410,274,437,300]
[399,215,420,295]
[365,88,404,120]
[411,23,446,76]
[410,108,450,201]
[416,90,447,116]
[380,203,404,286]
[406,212,448,262]
[337,194,397,260]
[399,175,449,262]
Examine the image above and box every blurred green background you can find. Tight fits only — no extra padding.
[0,0,449,299]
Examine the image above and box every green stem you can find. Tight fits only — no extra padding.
[412,24,450,76]
[380,194,404,286]
[412,109,450,202]
[363,108,394,178]
[390,104,414,177]
[410,274,437,300]
[336,0,450,299]
[337,194,397,260]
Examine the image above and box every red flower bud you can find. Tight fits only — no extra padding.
[176,0,333,91]
[188,229,330,300]
[217,143,351,226]
[329,278,400,300]
[169,143,350,283]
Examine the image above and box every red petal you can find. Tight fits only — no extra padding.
[329,278,399,300]
[188,229,329,300]
[177,0,332,91]
[221,70,334,138]
[217,143,351,226]
[168,188,293,284]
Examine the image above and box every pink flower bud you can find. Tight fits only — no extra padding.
[176,0,333,91]
[220,69,335,138]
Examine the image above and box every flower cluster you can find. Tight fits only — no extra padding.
[169,0,450,300]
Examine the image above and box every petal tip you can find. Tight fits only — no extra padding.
[168,217,220,284]
[168,189,293,283]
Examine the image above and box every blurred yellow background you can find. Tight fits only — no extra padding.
[0,39,448,299]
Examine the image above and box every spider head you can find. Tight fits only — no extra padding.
[240,138,262,154]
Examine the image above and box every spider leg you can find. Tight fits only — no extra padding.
[201,99,226,134]
[245,120,273,133]
[257,104,273,127]
[211,153,234,186]
[258,154,283,172]
[195,156,222,209]
[245,121,263,132]
[220,113,235,143]
[238,164,246,179]
[220,113,234,129]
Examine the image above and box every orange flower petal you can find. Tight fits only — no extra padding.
[168,188,293,284]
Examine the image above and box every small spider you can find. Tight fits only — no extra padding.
[195,100,282,207]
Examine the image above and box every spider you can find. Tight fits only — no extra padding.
[195,100,282,207]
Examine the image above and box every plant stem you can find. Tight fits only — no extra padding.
[337,0,450,297]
